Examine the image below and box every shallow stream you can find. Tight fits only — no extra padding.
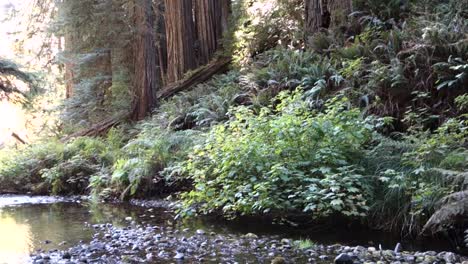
[0,195,462,263]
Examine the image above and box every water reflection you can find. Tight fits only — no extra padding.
[0,213,32,264]
[0,201,149,264]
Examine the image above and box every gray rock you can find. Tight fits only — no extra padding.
[245,233,258,239]
[353,246,367,255]
[368,247,377,252]
[443,252,458,263]
[335,253,353,264]
[394,243,401,254]
[88,242,105,252]
[404,255,415,262]
[174,252,185,259]
[382,250,395,258]
[271,256,286,264]
[131,244,140,251]
[62,252,72,259]
[267,80,280,87]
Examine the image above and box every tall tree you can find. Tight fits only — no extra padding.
[154,0,168,85]
[131,0,161,120]
[305,0,352,42]
[64,32,75,99]
[164,0,197,83]
[328,0,353,29]
[60,0,80,99]
[193,0,230,65]
[305,0,327,36]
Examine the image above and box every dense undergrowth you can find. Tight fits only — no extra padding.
[1,0,467,238]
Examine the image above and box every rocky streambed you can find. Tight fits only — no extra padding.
[30,221,467,264]
[0,195,465,264]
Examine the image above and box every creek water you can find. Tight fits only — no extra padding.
[0,195,461,264]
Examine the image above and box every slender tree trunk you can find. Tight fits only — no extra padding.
[131,0,161,120]
[64,33,75,99]
[164,0,197,83]
[62,0,76,99]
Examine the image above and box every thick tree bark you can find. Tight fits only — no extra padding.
[131,0,161,120]
[305,0,328,37]
[328,0,353,29]
[305,0,352,43]
[154,0,168,85]
[64,41,75,98]
[194,0,218,65]
[220,0,231,35]
[62,0,76,99]
[193,0,230,65]
[164,0,197,83]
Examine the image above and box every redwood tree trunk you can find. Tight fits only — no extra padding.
[154,0,168,85]
[194,0,230,65]
[164,0,197,83]
[305,0,328,37]
[194,0,217,65]
[62,0,76,99]
[304,0,352,44]
[131,0,161,120]
[220,0,231,35]
[328,0,353,29]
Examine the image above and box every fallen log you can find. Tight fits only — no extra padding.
[156,56,231,100]
[61,113,130,142]
[62,57,231,141]
[11,132,27,145]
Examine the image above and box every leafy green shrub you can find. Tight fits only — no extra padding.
[171,91,375,219]
[41,129,126,195]
[111,127,204,198]
[0,140,65,193]
[455,94,468,113]
[0,128,126,195]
